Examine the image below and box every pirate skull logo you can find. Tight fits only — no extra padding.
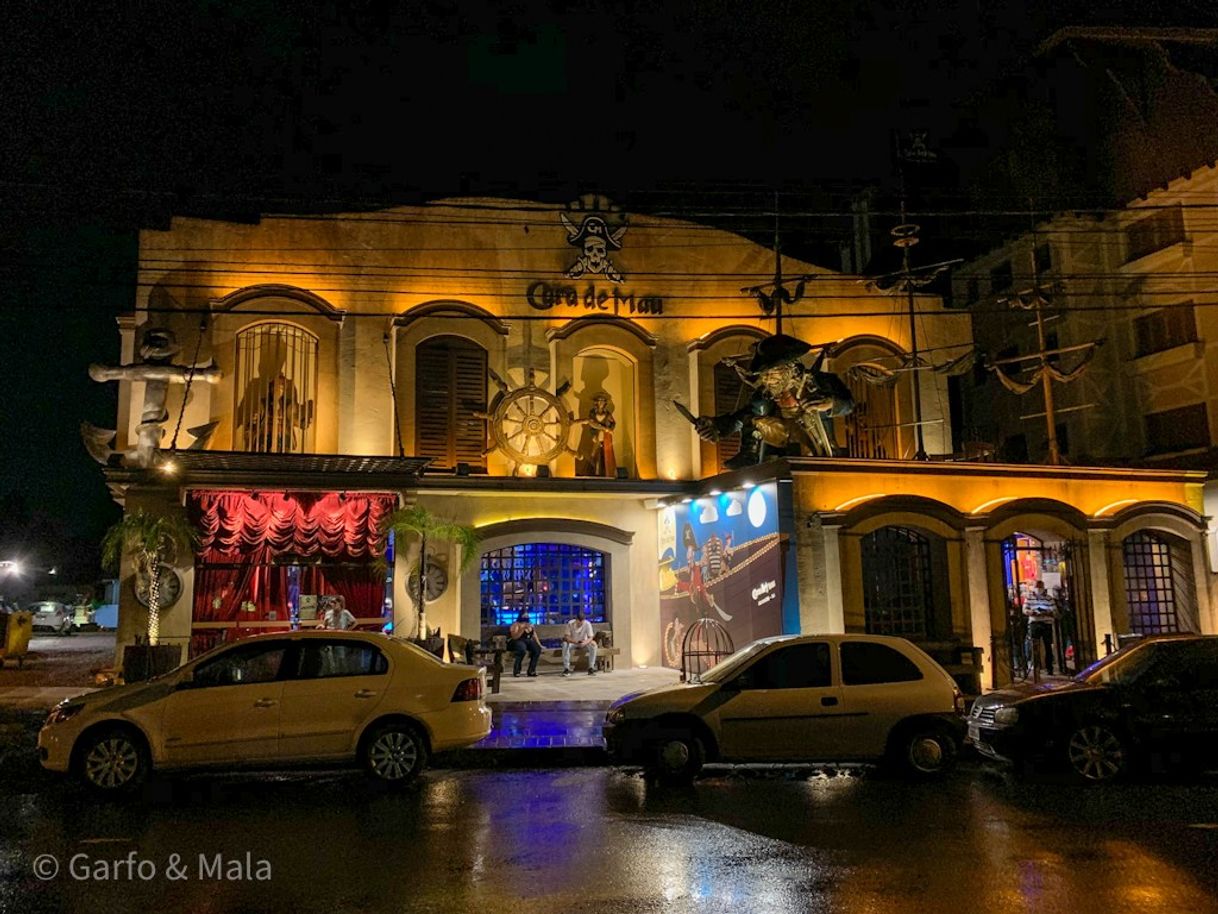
[560,211,628,283]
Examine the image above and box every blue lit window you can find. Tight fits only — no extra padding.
[479,543,608,626]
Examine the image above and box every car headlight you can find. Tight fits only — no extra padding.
[994,706,1020,727]
[605,707,626,725]
[46,702,85,726]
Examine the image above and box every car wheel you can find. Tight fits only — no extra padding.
[362,723,428,787]
[77,727,149,794]
[1066,723,1126,782]
[893,725,957,779]
[645,729,704,784]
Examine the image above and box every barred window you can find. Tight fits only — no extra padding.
[235,323,318,454]
[1133,303,1197,357]
[1144,403,1210,455]
[1122,532,1183,634]
[714,360,747,470]
[480,543,608,626]
[990,261,1013,294]
[861,526,933,638]
[1126,206,1185,263]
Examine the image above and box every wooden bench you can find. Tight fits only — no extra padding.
[449,629,621,694]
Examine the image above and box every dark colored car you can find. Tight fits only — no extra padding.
[968,635,1218,781]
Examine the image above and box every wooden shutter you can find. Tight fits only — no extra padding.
[415,337,487,469]
[714,361,745,470]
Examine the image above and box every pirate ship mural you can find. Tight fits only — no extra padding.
[658,482,787,668]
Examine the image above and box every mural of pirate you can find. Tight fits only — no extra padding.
[680,333,854,468]
[678,523,732,622]
[560,212,627,283]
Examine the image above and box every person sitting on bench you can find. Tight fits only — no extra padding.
[508,611,542,678]
[562,609,598,676]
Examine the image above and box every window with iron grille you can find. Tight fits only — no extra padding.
[234,323,318,454]
[1125,206,1185,263]
[860,526,933,638]
[713,360,747,470]
[1133,303,1197,357]
[989,261,1013,294]
[1034,243,1052,275]
[1144,403,1210,455]
[1122,531,1183,634]
[415,336,488,470]
[479,543,608,626]
[842,368,895,459]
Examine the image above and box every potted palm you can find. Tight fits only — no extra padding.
[380,505,479,649]
[101,509,196,681]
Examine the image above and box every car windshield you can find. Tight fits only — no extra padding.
[1076,643,1159,686]
[700,640,774,683]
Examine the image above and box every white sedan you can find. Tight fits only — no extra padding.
[38,631,491,793]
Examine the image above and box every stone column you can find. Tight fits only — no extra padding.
[651,338,694,481]
[338,318,394,456]
[964,526,992,687]
[821,525,846,634]
[1087,528,1116,655]
[794,513,833,634]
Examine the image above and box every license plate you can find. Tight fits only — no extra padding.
[967,724,980,743]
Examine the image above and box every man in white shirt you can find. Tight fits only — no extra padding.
[562,610,598,676]
[319,596,356,631]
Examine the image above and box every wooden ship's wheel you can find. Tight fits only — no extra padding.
[478,368,578,469]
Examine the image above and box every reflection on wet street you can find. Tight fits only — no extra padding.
[2,765,1217,913]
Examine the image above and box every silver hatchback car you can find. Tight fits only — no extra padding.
[29,602,73,635]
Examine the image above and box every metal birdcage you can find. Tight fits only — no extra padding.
[681,618,735,683]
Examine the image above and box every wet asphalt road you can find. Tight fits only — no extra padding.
[2,763,1217,914]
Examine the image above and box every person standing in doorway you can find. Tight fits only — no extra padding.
[1023,580,1057,675]
[562,609,598,676]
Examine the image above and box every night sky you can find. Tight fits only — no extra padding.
[0,0,1210,590]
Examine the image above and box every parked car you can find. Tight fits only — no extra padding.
[38,630,491,793]
[967,634,1218,782]
[29,601,72,635]
[604,634,965,782]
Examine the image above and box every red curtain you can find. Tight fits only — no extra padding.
[190,491,397,563]
[318,564,386,621]
[188,491,396,654]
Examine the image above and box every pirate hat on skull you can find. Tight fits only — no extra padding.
[747,333,813,373]
[568,215,624,250]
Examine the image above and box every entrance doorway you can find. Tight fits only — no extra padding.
[1000,532,1091,680]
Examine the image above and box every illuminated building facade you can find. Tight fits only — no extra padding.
[93,197,1214,688]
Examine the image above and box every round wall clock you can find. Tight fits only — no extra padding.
[133,564,183,609]
[408,560,449,603]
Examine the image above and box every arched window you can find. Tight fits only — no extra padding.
[830,341,900,459]
[860,526,935,638]
[234,322,318,454]
[1122,531,1198,634]
[479,543,609,626]
[713,360,748,470]
[842,373,897,459]
[415,336,488,470]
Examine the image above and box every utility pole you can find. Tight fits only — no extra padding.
[892,207,927,460]
[1028,235,1062,465]
[989,213,1100,466]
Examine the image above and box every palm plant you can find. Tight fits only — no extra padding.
[101,509,196,645]
[380,505,479,639]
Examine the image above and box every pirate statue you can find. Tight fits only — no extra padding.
[678,333,854,468]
